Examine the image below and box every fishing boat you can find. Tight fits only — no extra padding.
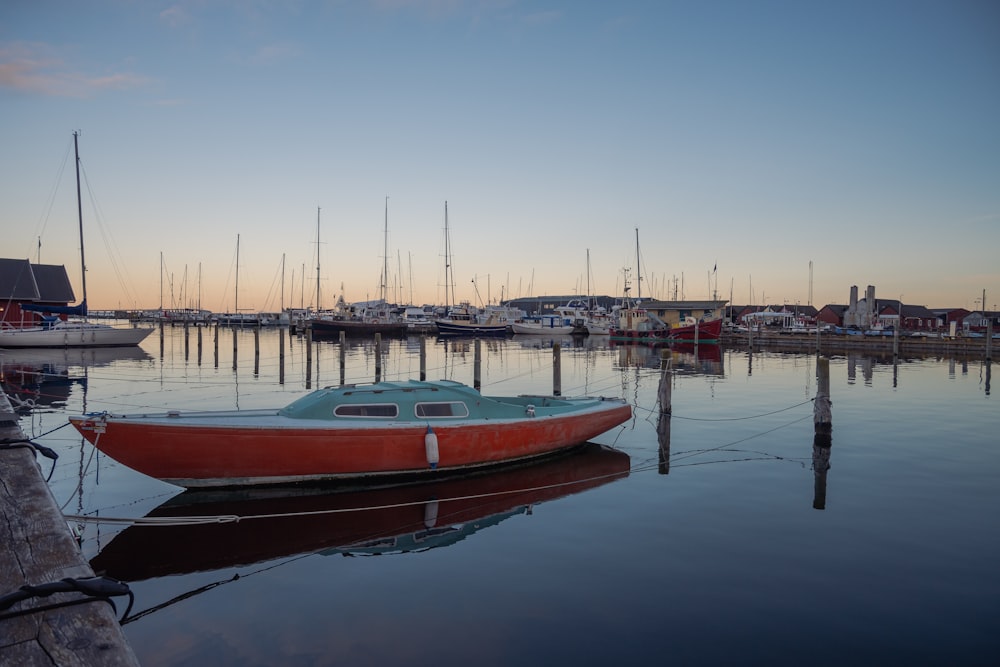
[88,442,630,581]
[69,378,631,488]
[0,133,153,349]
[611,311,724,344]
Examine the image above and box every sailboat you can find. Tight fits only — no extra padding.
[310,197,407,338]
[0,133,153,349]
[434,202,508,337]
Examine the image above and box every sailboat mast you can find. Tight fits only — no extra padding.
[634,227,641,301]
[73,131,87,309]
[235,234,240,314]
[443,201,451,310]
[382,196,389,304]
[315,207,321,311]
[281,253,285,312]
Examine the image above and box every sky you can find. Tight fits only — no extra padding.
[2,0,998,314]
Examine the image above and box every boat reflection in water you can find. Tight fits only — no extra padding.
[90,442,630,582]
[0,346,152,414]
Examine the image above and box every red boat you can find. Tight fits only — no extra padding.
[69,379,631,488]
[611,312,724,344]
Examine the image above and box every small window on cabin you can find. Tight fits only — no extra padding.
[334,403,399,418]
[415,402,469,418]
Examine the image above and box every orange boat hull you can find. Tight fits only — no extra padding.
[70,403,631,487]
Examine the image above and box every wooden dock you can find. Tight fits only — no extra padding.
[0,391,138,666]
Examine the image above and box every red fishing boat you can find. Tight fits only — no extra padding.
[69,379,631,488]
[611,308,724,344]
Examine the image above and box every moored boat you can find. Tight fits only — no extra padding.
[611,309,724,343]
[69,379,631,488]
[0,133,154,349]
[511,313,577,335]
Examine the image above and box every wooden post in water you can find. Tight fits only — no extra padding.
[278,327,285,385]
[814,356,832,432]
[197,325,203,365]
[305,324,312,389]
[986,320,993,362]
[213,321,219,368]
[552,342,562,396]
[419,336,427,381]
[339,331,346,386]
[254,324,260,376]
[159,320,164,358]
[375,333,382,382]
[474,338,482,391]
[657,350,672,474]
[813,355,833,508]
[232,326,238,371]
[183,321,190,360]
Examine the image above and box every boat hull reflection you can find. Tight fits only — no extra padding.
[90,443,630,581]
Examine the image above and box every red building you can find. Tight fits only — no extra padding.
[0,258,76,328]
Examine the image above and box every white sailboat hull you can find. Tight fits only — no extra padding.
[0,322,153,348]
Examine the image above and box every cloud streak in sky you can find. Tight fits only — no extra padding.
[0,42,148,97]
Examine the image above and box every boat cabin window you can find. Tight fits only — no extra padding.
[415,401,470,418]
[334,403,399,418]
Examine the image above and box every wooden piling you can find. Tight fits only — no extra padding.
[474,339,482,391]
[197,325,203,366]
[552,342,561,396]
[253,325,260,377]
[339,331,346,386]
[183,321,189,359]
[232,327,238,371]
[213,322,219,368]
[814,356,832,432]
[657,351,672,474]
[375,333,382,382]
[278,327,285,385]
[158,321,164,358]
[305,324,312,389]
[987,320,994,362]
[419,336,427,381]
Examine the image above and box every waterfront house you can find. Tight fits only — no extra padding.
[0,258,76,328]
[817,305,847,328]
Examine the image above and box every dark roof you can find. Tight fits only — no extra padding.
[0,258,75,303]
[820,304,848,316]
[0,258,39,300]
[644,299,727,310]
[31,264,76,302]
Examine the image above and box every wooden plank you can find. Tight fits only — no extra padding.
[1,390,138,666]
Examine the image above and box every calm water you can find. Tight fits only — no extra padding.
[3,327,997,666]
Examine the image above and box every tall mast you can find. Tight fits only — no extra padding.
[635,227,641,301]
[315,207,321,311]
[235,234,240,314]
[73,131,87,309]
[443,201,452,310]
[281,253,286,312]
[198,262,202,311]
[159,251,163,311]
[381,196,389,303]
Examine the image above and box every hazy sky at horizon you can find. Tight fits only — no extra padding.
[2,1,998,312]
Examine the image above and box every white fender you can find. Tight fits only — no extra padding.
[425,426,439,469]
